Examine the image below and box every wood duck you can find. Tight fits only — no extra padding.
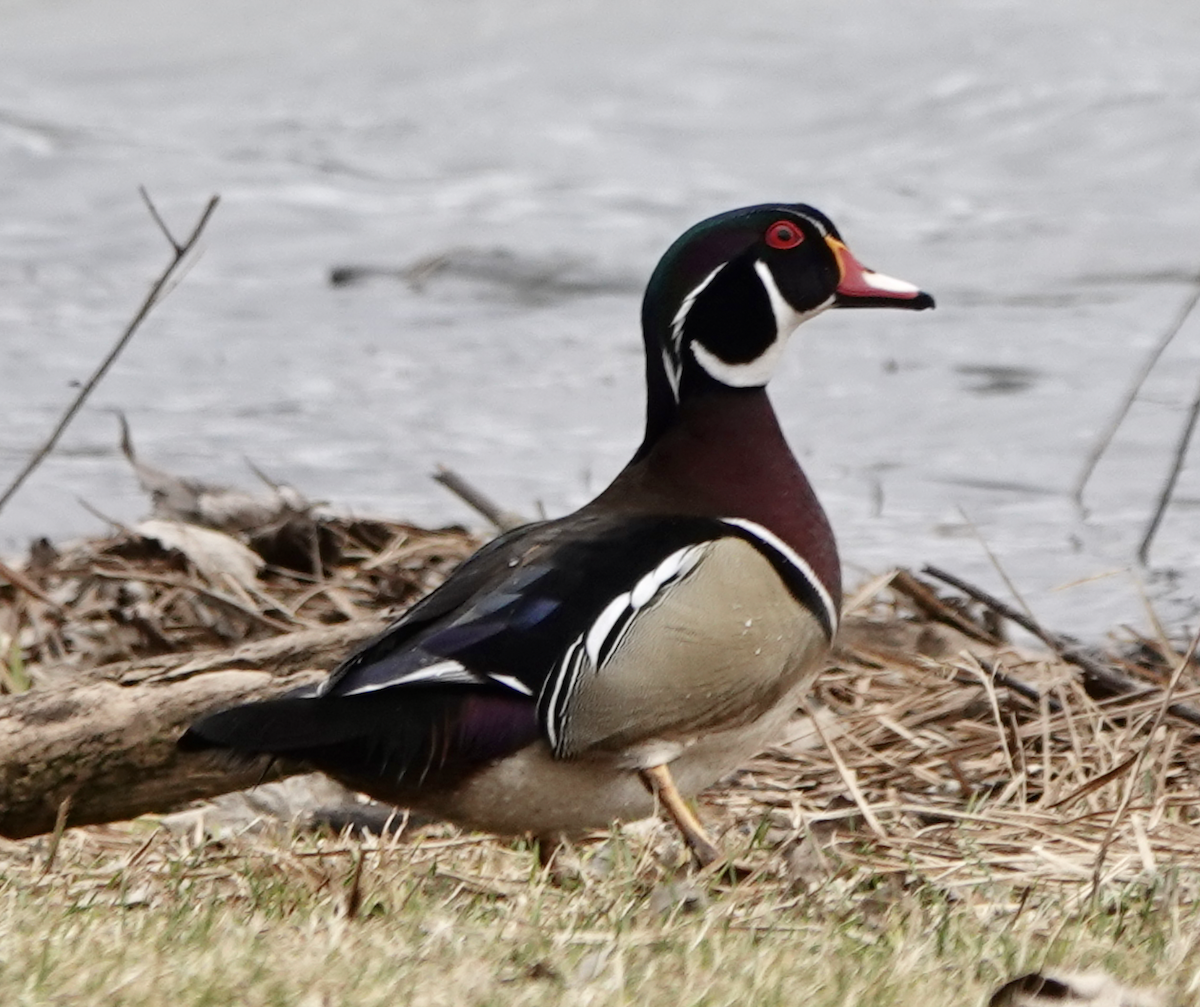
[182,203,933,864]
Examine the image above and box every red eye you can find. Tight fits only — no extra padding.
[765,220,804,250]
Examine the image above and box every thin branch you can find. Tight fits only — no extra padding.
[975,655,1061,713]
[432,465,529,532]
[889,569,999,644]
[1136,375,1200,565]
[138,184,184,256]
[921,564,1200,729]
[0,557,66,614]
[957,504,1034,621]
[0,192,220,518]
[1072,272,1200,508]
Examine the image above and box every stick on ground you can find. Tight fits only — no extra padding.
[921,564,1200,729]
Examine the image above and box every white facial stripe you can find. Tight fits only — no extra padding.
[794,212,828,237]
[754,259,804,336]
[661,346,681,400]
[690,261,833,388]
[671,264,724,353]
[857,270,921,295]
[691,336,787,387]
[664,264,725,401]
[721,517,840,633]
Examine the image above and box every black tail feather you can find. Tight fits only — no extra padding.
[179,688,539,791]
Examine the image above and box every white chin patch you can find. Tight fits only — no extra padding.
[690,260,831,387]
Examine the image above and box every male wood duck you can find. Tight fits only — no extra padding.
[182,203,933,864]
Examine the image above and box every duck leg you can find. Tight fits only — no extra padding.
[640,764,722,867]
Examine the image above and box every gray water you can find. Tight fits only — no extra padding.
[2,0,1199,639]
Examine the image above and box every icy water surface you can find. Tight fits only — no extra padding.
[2,0,1199,638]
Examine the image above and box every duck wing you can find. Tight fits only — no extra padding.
[182,513,833,788]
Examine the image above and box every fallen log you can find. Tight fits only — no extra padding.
[0,618,386,840]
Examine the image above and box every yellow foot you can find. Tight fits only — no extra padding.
[640,764,723,868]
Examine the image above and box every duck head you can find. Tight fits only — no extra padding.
[638,203,934,446]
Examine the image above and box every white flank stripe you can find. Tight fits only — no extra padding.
[721,518,840,633]
[630,563,662,609]
[543,544,708,754]
[487,673,533,696]
[340,659,476,696]
[637,544,705,607]
[586,545,708,667]
[586,592,633,666]
[544,638,587,750]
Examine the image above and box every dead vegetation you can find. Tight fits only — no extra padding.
[0,505,478,838]
[1,497,1198,883]
[2,478,1199,1003]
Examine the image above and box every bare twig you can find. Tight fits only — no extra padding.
[1047,754,1137,810]
[37,795,72,876]
[138,185,185,255]
[0,557,65,613]
[957,505,1034,621]
[921,564,1200,729]
[975,655,1061,713]
[432,465,529,532]
[0,192,220,518]
[1136,375,1200,565]
[889,569,999,644]
[1072,271,1200,507]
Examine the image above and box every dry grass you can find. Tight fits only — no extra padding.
[3,513,1200,1004]
[2,812,1199,1006]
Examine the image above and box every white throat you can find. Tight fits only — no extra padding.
[690,259,832,388]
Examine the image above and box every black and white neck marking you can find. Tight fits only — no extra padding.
[688,260,832,388]
[664,264,721,400]
[663,250,835,399]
